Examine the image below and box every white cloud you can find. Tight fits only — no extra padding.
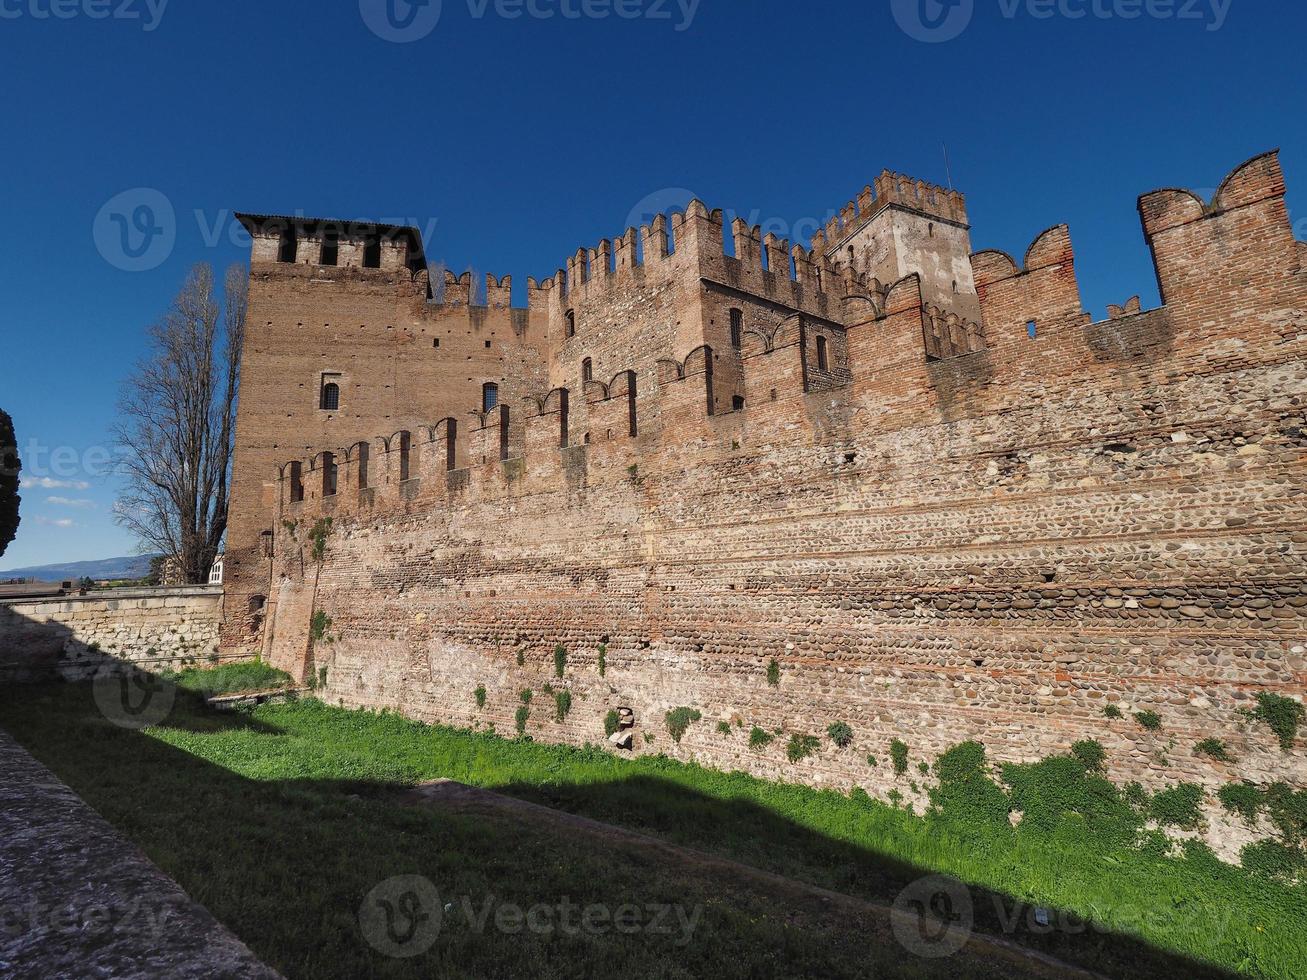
[46,496,96,509]
[35,517,76,528]
[22,477,91,490]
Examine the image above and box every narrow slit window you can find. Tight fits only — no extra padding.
[816,335,829,373]
[729,308,743,349]
[322,452,337,497]
[565,310,576,338]
[581,358,593,383]
[1027,320,1038,339]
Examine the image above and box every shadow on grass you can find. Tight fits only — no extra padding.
[0,683,1241,980]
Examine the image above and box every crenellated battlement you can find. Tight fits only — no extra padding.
[810,170,968,260]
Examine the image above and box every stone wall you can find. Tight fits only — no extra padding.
[239,152,1305,857]
[0,587,223,682]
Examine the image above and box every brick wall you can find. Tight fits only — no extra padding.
[231,152,1306,856]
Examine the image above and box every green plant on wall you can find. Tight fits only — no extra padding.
[308,517,333,563]
[1103,704,1123,719]
[827,722,853,748]
[474,685,487,709]
[787,734,820,763]
[665,707,701,744]
[716,721,732,736]
[554,645,567,678]
[766,659,781,687]
[516,647,525,667]
[310,609,332,643]
[890,739,909,776]
[1244,692,1304,752]
[604,710,620,738]
[554,689,572,722]
[1150,784,1205,830]
[596,644,607,677]
[514,704,529,737]
[1071,739,1107,773]
[749,726,773,750]
[1195,737,1232,762]
[1134,709,1162,731]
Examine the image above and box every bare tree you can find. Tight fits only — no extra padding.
[115,263,247,583]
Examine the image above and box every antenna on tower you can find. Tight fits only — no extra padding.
[942,142,955,191]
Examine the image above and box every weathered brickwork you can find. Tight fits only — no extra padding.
[225,152,1306,847]
[0,587,222,682]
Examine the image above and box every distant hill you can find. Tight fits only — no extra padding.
[0,554,161,583]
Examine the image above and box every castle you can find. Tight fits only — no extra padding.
[221,151,1306,840]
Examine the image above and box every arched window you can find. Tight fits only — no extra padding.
[581,358,593,383]
[565,309,576,338]
[729,308,743,349]
[320,380,340,411]
[482,382,499,413]
[816,335,829,373]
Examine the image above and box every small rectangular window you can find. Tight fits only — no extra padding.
[320,232,339,267]
[730,308,743,349]
[363,235,382,269]
[1027,320,1038,339]
[816,335,829,373]
[277,226,298,263]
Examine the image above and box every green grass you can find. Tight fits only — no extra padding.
[2,678,1304,979]
[165,660,294,696]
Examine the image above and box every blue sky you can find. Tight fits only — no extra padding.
[1,0,1302,570]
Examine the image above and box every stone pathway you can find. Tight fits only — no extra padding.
[0,729,280,980]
